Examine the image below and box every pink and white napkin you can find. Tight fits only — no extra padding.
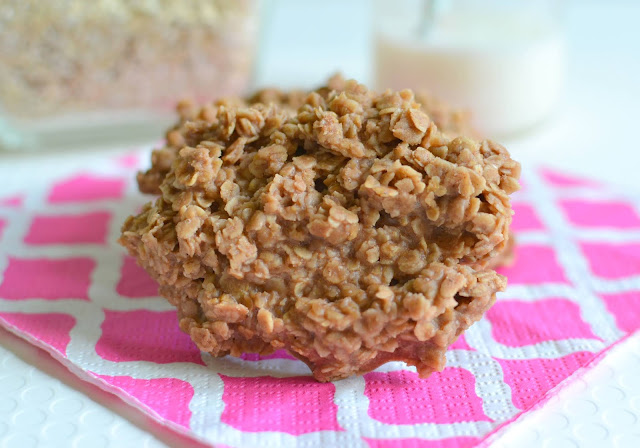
[1,150,639,447]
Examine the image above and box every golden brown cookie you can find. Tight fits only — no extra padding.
[136,75,478,195]
[121,79,520,381]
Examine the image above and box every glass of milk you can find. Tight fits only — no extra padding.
[374,0,566,138]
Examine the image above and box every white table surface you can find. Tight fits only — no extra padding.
[2,1,640,447]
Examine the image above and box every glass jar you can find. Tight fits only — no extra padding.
[0,0,259,150]
[374,0,566,138]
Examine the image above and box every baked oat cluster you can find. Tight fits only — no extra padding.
[137,75,476,195]
[120,77,520,382]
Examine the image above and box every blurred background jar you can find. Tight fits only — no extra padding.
[0,0,258,151]
[375,0,566,138]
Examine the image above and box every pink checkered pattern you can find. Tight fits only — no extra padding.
[1,154,639,448]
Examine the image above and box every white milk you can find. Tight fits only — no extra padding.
[375,7,566,137]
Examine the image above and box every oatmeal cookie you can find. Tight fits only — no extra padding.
[120,79,520,381]
[137,75,477,195]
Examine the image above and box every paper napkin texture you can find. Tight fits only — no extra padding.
[1,150,639,448]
